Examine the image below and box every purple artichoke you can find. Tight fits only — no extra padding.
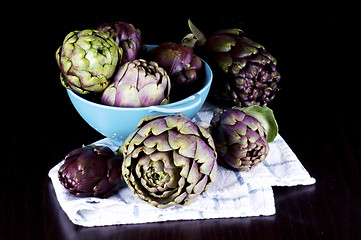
[210,106,277,171]
[98,21,142,64]
[58,146,122,198]
[149,42,202,100]
[183,20,281,107]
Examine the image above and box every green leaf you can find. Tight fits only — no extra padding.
[241,105,278,143]
[188,19,206,46]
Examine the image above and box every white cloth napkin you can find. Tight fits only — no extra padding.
[48,102,315,227]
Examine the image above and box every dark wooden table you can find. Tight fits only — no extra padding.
[4,7,360,240]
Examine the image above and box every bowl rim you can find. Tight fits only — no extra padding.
[67,56,213,111]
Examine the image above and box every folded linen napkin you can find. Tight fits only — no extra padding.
[48,102,315,227]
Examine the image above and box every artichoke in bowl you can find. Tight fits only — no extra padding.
[120,113,217,208]
[101,59,171,107]
[56,29,122,94]
[210,106,277,171]
[148,42,202,100]
[97,21,142,64]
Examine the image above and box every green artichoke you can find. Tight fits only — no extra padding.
[58,146,123,198]
[56,29,122,94]
[97,21,142,64]
[101,59,171,107]
[183,20,281,107]
[120,113,217,208]
[210,106,277,171]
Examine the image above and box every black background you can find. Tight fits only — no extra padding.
[4,4,360,239]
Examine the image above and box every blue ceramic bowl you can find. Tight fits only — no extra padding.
[67,46,213,146]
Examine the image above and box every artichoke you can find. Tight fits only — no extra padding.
[210,106,277,171]
[56,29,122,94]
[120,113,217,208]
[183,20,281,107]
[97,21,142,64]
[101,59,171,107]
[148,42,202,99]
[58,146,123,198]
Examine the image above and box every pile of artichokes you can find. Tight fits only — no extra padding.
[56,21,204,107]
[56,20,280,208]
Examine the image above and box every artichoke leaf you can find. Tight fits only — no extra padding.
[194,137,216,174]
[168,130,197,158]
[187,19,206,45]
[173,151,191,178]
[143,132,173,151]
[241,105,278,142]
